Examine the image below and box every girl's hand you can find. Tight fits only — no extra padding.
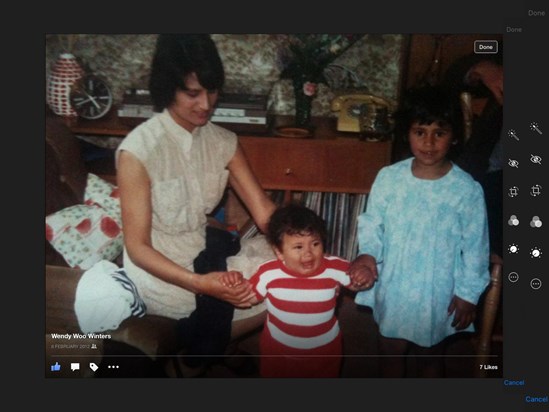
[348,268,376,291]
[197,272,256,308]
[348,254,378,290]
[447,295,477,330]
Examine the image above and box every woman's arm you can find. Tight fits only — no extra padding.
[227,144,276,233]
[117,150,254,306]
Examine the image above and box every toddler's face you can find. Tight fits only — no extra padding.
[275,232,324,276]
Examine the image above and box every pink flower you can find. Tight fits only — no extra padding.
[303,81,317,96]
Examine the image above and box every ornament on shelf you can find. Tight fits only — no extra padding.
[46,53,84,117]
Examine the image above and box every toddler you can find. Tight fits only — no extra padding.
[223,204,369,377]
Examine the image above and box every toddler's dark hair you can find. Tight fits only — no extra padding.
[267,204,327,250]
[393,85,464,159]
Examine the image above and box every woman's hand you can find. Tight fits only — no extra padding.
[197,271,256,308]
[447,295,477,330]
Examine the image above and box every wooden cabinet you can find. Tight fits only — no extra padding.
[239,116,392,195]
[240,136,390,194]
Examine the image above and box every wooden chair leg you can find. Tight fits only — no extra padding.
[476,255,502,377]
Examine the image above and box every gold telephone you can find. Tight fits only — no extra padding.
[331,93,396,133]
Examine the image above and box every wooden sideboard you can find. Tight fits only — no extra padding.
[69,111,392,195]
[239,136,390,194]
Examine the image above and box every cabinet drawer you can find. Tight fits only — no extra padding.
[240,138,326,191]
[239,137,391,193]
[325,141,391,193]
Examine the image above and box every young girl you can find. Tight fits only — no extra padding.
[223,204,369,378]
[349,85,490,378]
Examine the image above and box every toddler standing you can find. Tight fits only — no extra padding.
[224,204,369,377]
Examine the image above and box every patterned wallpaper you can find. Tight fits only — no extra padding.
[45,34,406,118]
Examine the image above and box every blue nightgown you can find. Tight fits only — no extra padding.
[355,157,490,347]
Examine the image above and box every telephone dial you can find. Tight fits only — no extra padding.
[331,93,396,133]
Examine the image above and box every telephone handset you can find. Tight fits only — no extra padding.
[331,93,396,133]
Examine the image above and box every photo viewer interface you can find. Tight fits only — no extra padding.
[43,2,547,410]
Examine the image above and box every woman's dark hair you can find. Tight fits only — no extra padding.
[148,34,225,112]
[393,85,464,159]
[267,204,327,250]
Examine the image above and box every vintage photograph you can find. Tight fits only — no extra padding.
[45,33,503,379]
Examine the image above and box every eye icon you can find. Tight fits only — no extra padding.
[508,244,519,254]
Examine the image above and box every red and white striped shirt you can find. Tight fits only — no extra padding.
[250,256,350,350]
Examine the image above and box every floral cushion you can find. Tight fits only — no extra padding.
[84,173,121,226]
[46,174,122,270]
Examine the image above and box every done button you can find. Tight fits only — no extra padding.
[474,40,499,54]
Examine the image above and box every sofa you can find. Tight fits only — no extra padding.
[45,110,178,377]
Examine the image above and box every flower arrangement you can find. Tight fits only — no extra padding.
[279,34,362,86]
[278,34,363,126]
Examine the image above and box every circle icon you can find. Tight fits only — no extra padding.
[508,272,519,283]
[530,278,542,290]
[508,244,519,254]
[530,247,542,258]
[508,215,519,226]
[530,216,542,228]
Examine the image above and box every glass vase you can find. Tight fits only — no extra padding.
[292,75,313,128]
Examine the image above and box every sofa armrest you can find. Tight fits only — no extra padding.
[45,264,177,360]
[110,316,177,360]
